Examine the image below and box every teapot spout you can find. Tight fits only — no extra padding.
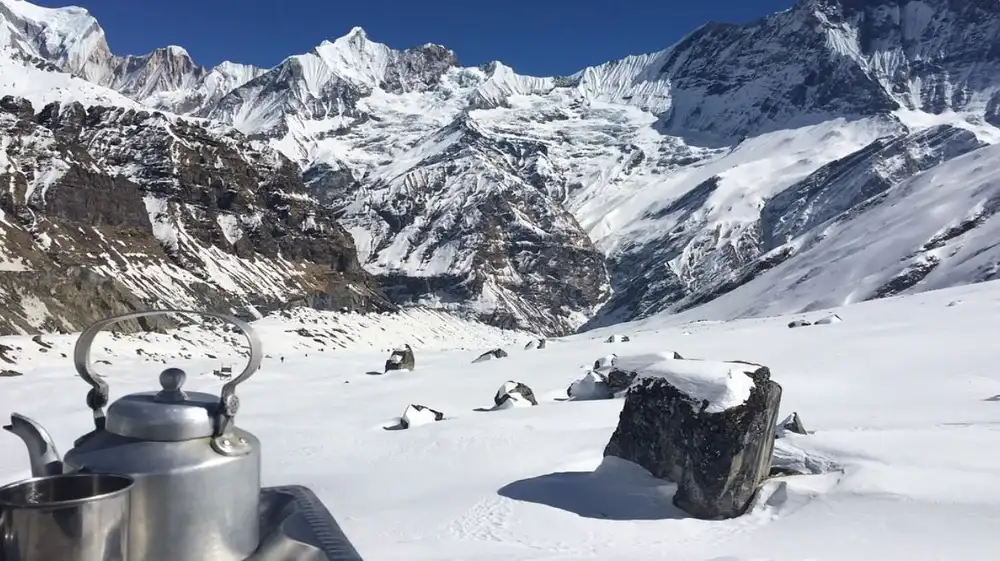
[2,413,63,476]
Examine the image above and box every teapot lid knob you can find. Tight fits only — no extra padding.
[156,367,187,402]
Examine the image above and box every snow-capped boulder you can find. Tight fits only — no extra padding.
[566,371,613,400]
[472,348,508,363]
[493,381,538,409]
[524,338,547,350]
[398,404,444,429]
[604,354,782,519]
[605,334,631,343]
[814,314,843,325]
[593,353,617,370]
[384,344,415,372]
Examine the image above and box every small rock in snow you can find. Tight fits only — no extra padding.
[493,381,538,409]
[524,338,547,350]
[787,319,812,328]
[0,369,23,377]
[398,404,444,429]
[384,344,415,372]
[472,348,508,363]
[605,334,631,343]
[567,371,613,400]
[814,314,842,325]
[776,411,807,436]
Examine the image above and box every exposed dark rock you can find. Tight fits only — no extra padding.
[384,344,415,372]
[31,335,52,349]
[776,412,808,436]
[605,335,631,343]
[0,344,16,364]
[606,368,640,395]
[0,96,392,335]
[494,381,538,408]
[604,361,782,519]
[524,338,547,350]
[788,320,812,328]
[0,369,22,377]
[472,348,508,363]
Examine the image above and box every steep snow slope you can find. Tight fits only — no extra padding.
[640,140,1000,322]
[2,281,999,560]
[0,50,142,109]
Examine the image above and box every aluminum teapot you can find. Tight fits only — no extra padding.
[3,309,264,561]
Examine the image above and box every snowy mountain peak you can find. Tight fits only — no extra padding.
[343,25,367,41]
[163,44,189,57]
[0,0,110,82]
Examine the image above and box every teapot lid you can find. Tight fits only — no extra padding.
[105,368,219,441]
[73,309,263,454]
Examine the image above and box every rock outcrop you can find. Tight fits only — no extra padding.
[0,96,391,335]
[604,355,782,519]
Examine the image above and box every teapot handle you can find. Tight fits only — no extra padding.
[73,309,263,441]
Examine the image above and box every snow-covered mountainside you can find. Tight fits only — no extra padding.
[3,0,1000,335]
[0,94,391,334]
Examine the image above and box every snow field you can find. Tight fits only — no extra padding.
[1,282,999,560]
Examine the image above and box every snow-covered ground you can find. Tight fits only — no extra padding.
[3,283,1000,560]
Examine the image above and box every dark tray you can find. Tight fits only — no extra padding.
[250,485,364,561]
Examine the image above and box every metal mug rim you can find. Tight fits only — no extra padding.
[0,472,134,509]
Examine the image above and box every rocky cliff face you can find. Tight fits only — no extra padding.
[0,95,390,334]
[4,0,1000,334]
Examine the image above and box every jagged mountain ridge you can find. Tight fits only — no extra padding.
[4,0,1000,334]
[0,0,266,113]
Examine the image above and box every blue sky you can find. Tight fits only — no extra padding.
[36,0,795,75]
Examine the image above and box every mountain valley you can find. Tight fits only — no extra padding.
[2,0,1000,335]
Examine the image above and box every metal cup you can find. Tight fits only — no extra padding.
[0,472,133,561]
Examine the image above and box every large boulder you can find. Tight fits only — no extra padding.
[384,344,415,372]
[603,353,782,520]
